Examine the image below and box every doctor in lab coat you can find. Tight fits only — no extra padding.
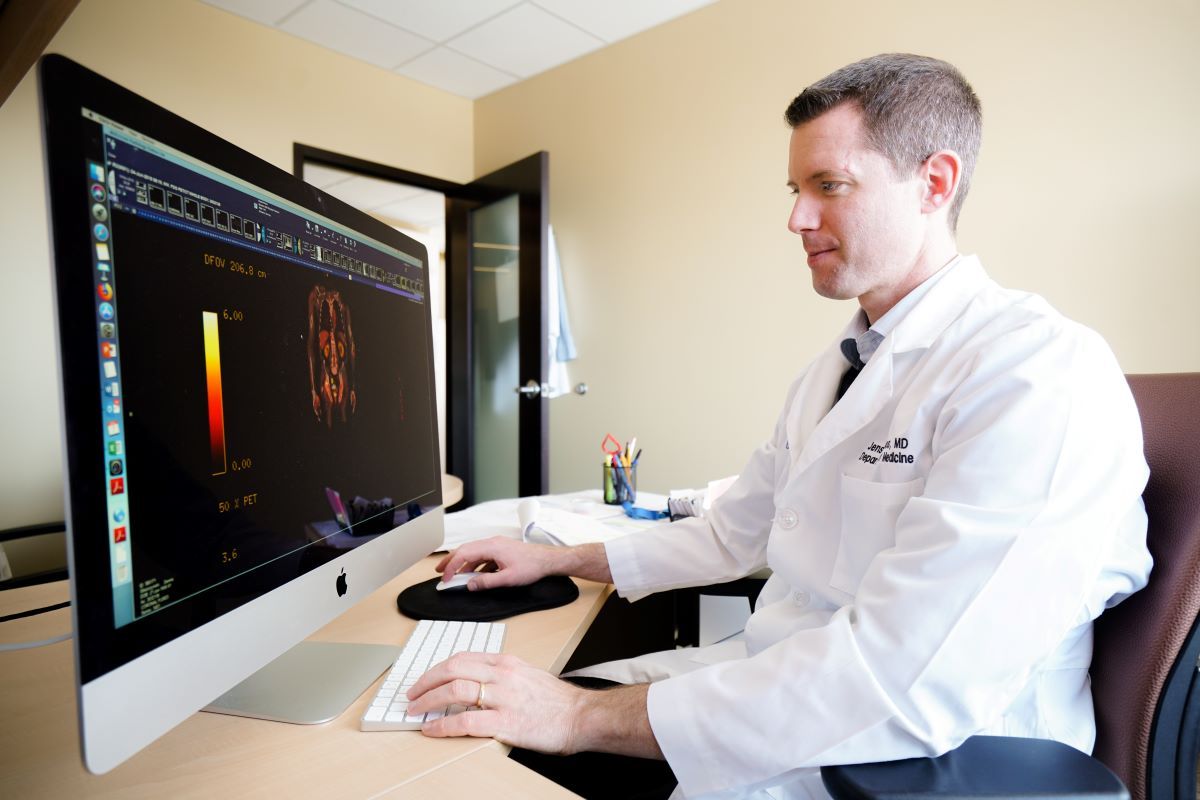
[407,54,1152,800]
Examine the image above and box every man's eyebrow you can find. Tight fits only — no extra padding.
[787,170,854,189]
[809,169,853,181]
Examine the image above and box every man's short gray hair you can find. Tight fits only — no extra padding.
[784,54,982,231]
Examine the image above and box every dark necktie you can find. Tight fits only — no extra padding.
[836,338,865,402]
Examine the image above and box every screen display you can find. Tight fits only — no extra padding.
[69,108,439,647]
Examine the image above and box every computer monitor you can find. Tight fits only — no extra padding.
[39,54,445,774]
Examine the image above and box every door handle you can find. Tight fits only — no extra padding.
[515,379,548,399]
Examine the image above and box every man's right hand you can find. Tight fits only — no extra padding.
[436,537,558,590]
[436,538,613,590]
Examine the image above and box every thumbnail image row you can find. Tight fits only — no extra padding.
[138,183,260,241]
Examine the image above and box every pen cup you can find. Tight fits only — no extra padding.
[603,463,637,505]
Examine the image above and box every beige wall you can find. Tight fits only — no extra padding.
[0,0,473,530]
[6,0,1199,526]
[475,0,1200,495]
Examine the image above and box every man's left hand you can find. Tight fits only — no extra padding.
[406,652,587,754]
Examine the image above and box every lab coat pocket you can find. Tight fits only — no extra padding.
[830,474,925,595]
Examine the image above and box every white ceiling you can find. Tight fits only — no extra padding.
[302,161,448,256]
[200,0,718,100]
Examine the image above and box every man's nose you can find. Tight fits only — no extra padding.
[788,194,818,234]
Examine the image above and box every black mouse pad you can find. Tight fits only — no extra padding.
[396,575,580,622]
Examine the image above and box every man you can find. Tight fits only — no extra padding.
[406,54,1152,800]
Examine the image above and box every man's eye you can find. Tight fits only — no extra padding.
[821,181,843,194]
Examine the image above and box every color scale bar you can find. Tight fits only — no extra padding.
[203,311,227,476]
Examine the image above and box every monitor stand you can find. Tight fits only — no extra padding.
[203,641,399,724]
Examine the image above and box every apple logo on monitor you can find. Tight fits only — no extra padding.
[336,568,348,597]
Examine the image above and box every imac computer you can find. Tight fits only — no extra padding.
[39,54,445,774]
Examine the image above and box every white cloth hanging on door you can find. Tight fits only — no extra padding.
[545,225,578,398]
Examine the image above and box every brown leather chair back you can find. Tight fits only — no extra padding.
[1091,373,1200,800]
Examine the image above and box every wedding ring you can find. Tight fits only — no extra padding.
[475,681,487,710]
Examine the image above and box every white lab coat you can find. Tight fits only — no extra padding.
[599,256,1152,800]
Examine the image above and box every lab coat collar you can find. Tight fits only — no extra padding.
[887,255,989,354]
[787,317,893,471]
[785,255,991,472]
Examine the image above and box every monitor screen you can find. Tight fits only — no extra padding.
[40,54,445,773]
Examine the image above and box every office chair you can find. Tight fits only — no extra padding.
[821,372,1200,800]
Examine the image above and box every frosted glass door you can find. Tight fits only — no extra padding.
[470,195,520,502]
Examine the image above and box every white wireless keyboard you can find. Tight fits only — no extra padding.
[360,618,505,731]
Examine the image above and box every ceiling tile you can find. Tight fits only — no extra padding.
[203,0,717,101]
[200,0,307,26]
[337,0,520,43]
[279,0,434,71]
[446,3,603,78]
[532,0,717,43]
[372,189,446,226]
[397,47,517,99]
[325,174,425,211]
[302,163,356,190]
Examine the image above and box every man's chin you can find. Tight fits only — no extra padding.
[810,276,857,302]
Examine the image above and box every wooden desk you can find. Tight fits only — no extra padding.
[0,557,611,798]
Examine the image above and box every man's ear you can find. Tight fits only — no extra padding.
[920,150,962,217]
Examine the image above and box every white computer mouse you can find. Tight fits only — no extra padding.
[435,571,483,592]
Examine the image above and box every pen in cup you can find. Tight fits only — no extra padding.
[601,434,639,504]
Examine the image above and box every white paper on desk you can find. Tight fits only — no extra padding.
[438,490,670,551]
[667,474,740,515]
[519,499,630,547]
[439,497,525,551]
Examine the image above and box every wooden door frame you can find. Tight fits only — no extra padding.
[292,145,549,507]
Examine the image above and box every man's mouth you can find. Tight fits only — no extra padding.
[806,246,837,266]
